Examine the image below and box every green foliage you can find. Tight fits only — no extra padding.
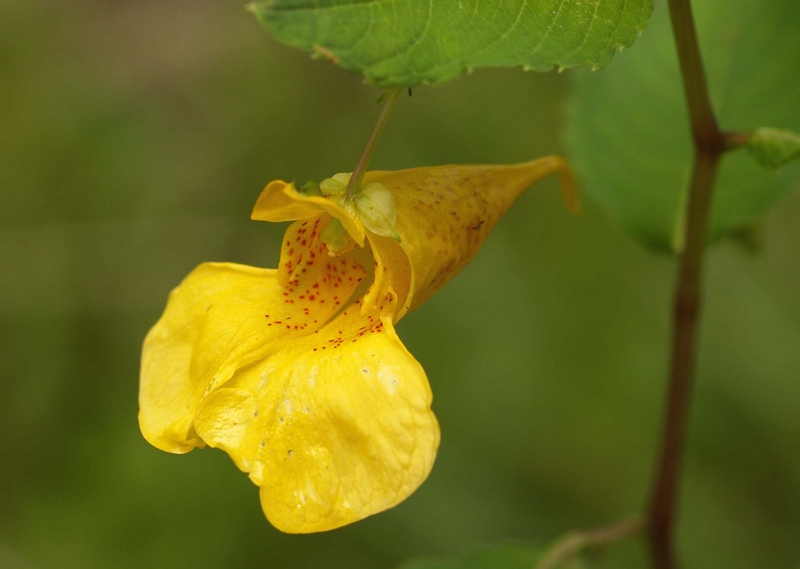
[250,0,653,88]
[565,0,800,251]
[747,128,800,169]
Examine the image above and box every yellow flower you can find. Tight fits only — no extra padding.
[139,157,575,533]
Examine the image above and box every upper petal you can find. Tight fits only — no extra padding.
[251,180,367,247]
[192,300,440,533]
[363,156,575,319]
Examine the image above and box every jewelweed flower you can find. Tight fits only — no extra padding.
[139,157,576,533]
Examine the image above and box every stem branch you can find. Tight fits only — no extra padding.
[535,517,645,569]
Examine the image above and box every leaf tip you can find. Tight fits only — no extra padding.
[245,0,271,15]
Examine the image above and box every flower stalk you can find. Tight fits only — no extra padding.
[347,89,403,195]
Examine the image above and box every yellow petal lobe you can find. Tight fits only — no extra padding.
[193,301,439,533]
[140,262,279,453]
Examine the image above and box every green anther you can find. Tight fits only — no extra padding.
[319,217,354,255]
[354,182,401,242]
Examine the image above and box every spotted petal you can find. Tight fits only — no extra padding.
[139,216,367,453]
[248,158,575,322]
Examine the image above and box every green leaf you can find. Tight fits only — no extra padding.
[747,127,800,169]
[564,0,800,251]
[396,542,584,569]
[250,0,653,88]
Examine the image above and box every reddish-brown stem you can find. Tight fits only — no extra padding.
[646,0,729,567]
[647,150,721,569]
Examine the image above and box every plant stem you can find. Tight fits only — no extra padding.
[534,517,645,569]
[647,0,725,567]
[648,151,721,569]
[347,89,402,195]
[667,0,720,149]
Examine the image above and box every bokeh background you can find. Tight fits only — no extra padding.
[2,1,798,568]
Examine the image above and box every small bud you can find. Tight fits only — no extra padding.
[747,127,800,169]
[299,181,323,197]
[319,173,351,197]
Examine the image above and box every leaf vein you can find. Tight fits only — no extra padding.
[560,0,604,65]
[529,0,568,57]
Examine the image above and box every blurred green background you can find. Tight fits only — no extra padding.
[1,1,798,568]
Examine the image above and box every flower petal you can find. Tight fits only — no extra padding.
[363,156,575,319]
[192,301,439,533]
[139,262,278,453]
[139,218,368,453]
[251,180,366,247]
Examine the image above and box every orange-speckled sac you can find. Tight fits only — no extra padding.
[138,156,576,534]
